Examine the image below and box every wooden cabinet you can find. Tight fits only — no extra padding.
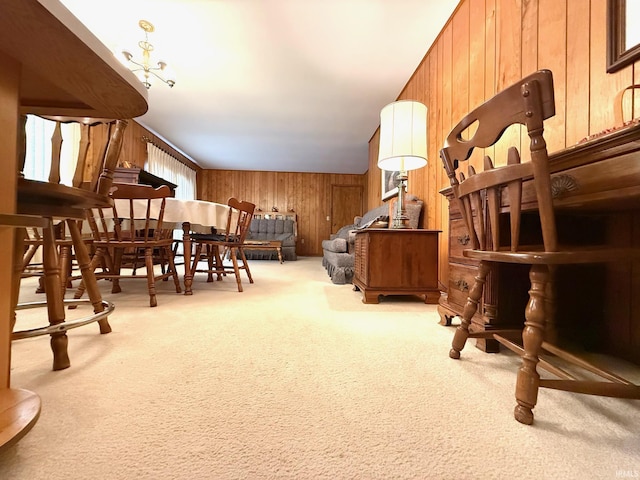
[352,229,440,304]
[437,191,506,353]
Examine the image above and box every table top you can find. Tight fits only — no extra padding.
[110,198,232,230]
[1,0,148,118]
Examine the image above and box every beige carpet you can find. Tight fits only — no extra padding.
[1,257,639,479]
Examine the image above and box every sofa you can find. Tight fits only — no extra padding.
[244,215,298,261]
[321,196,423,284]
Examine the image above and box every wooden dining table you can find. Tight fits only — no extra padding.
[0,0,148,451]
[111,197,233,295]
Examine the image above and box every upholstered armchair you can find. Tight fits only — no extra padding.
[321,196,423,284]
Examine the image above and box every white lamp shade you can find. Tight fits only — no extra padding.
[377,100,428,172]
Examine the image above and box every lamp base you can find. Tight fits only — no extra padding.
[391,214,410,229]
[391,172,410,229]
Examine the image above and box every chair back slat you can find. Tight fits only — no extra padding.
[523,77,557,252]
[483,156,500,252]
[224,197,256,244]
[506,148,523,252]
[107,184,171,246]
[71,124,91,188]
[49,122,63,184]
[26,116,127,195]
[95,120,127,196]
[440,69,556,254]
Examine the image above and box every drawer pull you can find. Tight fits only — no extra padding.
[455,279,469,291]
[551,174,579,198]
[457,234,470,245]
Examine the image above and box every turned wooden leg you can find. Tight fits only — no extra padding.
[58,243,71,293]
[182,222,194,295]
[67,220,111,334]
[206,245,214,283]
[238,248,253,283]
[450,261,490,359]
[145,247,157,307]
[229,247,243,292]
[514,264,548,425]
[73,245,103,301]
[213,246,224,281]
[111,248,123,294]
[42,222,70,371]
[166,245,182,294]
[12,229,26,333]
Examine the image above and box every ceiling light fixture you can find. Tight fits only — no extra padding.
[121,19,175,89]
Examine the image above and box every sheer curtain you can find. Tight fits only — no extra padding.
[23,115,80,185]
[145,143,196,201]
[145,143,197,250]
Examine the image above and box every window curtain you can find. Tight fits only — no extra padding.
[23,115,80,185]
[145,143,196,201]
[145,143,197,251]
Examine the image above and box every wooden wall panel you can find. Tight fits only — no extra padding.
[198,169,365,256]
[565,0,591,146]
[589,0,629,134]
[366,0,640,292]
[537,0,566,153]
[495,0,524,165]
[88,119,203,185]
[521,0,538,77]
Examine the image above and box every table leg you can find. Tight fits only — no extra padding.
[182,222,193,295]
[277,247,283,263]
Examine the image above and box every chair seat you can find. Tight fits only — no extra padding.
[189,233,228,242]
[92,238,175,248]
[464,246,640,264]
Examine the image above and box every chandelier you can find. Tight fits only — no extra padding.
[122,19,175,89]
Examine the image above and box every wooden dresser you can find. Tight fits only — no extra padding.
[353,228,440,304]
[438,122,640,363]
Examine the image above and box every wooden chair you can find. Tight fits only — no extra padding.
[77,183,182,307]
[190,198,255,292]
[14,117,126,370]
[22,222,81,295]
[440,69,640,425]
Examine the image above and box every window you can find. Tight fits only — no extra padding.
[23,115,80,184]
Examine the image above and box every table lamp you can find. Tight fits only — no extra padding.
[377,100,428,228]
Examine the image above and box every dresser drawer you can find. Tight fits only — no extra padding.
[449,218,473,261]
[447,263,477,309]
[514,152,640,211]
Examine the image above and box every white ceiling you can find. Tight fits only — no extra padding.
[60,0,458,174]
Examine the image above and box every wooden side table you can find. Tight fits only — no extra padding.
[243,240,284,263]
[352,229,441,304]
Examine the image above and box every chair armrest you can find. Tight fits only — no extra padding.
[322,237,348,253]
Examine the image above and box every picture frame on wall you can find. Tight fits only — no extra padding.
[381,169,401,201]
